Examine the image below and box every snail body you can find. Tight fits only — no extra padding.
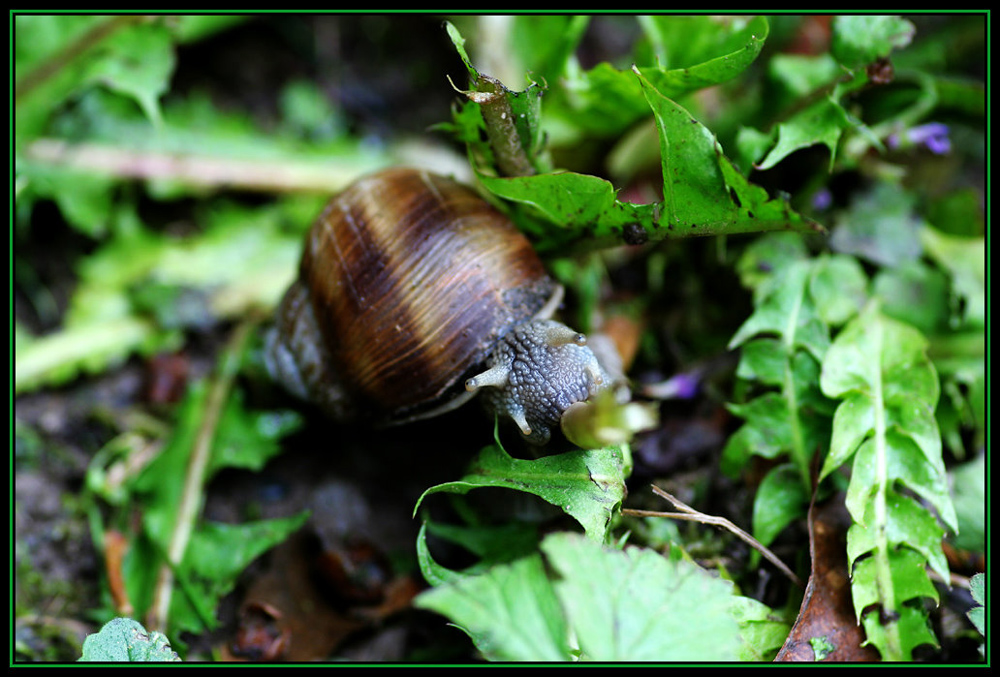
[265,167,618,444]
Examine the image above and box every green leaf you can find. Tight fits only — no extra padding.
[873,261,950,334]
[752,463,809,548]
[422,518,541,576]
[734,338,786,386]
[542,532,742,661]
[755,97,853,171]
[851,547,940,617]
[416,532,748,661]
[949,454,985,553]
[415,523,462,587]
[723,393,796,469]
[818,301,955,660]
[415,551,570,661]
[14,314,179,394]
[81,21,174,127]
[724,259,839,487]
[830,180,925,267]
[967,573,985,637]
[819,304,943,484]
[769,52,844,100]
[808,254,868,326]
[861,604,938,661]
[477,170,653,247]
[171,513,310,625]
[640,71,818,239]
[729,259,830,362]
[414,444,626,543]
[729,595,792,661]
[14,198,304,394]
[919,226,985,328]
[831,16,916,69]
[15,17,176,141]
[557,16,769,138]
[122,379,308,649]
[846,493,948,584]
[454,22,816,250]
[16,163,118,237]
[79,617,180,662]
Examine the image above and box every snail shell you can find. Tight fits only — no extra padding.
[265,167,616,444]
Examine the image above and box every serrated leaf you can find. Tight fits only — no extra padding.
[724,258,836,486]
[14,198,303,395]
[414,444,626,543]
[818,301,954,660]
[640,72,817,238]
[729,260,831,361]
[14,314,180,394]
[79,617,181,662]
[846,493,948,584]
[819,305,952,531]
[734,338,786,386]
[542,532,742,661]
[419,532,747,661]
[466,56,819,251]
[851,548,940,621]
[169,513,310,627]
[558,16,769,137]
[843,432,955,536]
[724,393,796,465]
[756,97,853,171]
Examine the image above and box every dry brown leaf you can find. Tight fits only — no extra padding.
[775,495,880,662]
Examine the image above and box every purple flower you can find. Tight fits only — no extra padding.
[812,188,832,211]
[888,122,951,155]
[640,371,700,400]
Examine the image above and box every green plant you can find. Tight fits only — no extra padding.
[14,13,984,663]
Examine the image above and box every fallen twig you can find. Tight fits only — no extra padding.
[622,484,805,589]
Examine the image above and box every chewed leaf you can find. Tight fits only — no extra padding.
[413,444,626,543]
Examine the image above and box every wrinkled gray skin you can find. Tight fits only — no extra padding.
[465,319,616,445]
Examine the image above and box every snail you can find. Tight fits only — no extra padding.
[264,167,625,445]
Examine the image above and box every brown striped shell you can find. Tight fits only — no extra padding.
[265,167,562,427]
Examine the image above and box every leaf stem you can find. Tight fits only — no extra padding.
[146,319,254,632]
[23,138,378,194]
[868,317,903,660]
